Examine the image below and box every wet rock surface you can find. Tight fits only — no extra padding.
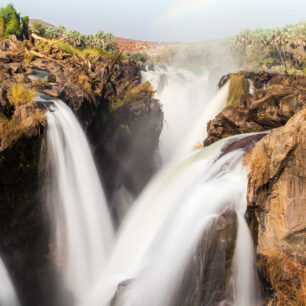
[203,71,306,305]
[174,210,238,306]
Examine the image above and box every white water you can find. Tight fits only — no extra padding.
[42,68,260,306]
[83,135,260,306]
[0,257,20,306]
[142,67,229,163]
[45,99,114,302]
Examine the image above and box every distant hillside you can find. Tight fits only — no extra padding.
[29,19,54,27]
[114,37,178,57]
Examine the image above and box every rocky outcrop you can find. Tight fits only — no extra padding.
[204,71,306,146]
[176,210,238,306]
[0,36,163,305]
[244,110,305,305]
[203,71,306,305]
[89,96,163,198]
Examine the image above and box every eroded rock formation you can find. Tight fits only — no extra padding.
[244,110,306,305]
[204,71,306,146]
[205,71,305,305]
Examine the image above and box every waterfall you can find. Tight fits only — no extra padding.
[83,134,260,306]
[0,257,20,306]
[40,67,260,306]
[142,67,229,163]
[45,99,114,301]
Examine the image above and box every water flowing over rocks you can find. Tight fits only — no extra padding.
[204,71,306,305]
[0,36,163,305]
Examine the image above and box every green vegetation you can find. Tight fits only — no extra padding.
[229,21,306,72]
[30,23,117,52]
[9,83,36,106]
[227,74,245,106]
[153,21,305,73]
[53,40,128,60]
[126,52,149,62]
[30,21,46,36]
[112,81,155,110]
[0,4,29,39]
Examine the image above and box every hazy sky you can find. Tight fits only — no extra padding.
[3,0,306,42]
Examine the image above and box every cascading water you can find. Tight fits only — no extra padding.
[40,66,260,306]
[142,67,230,163]
[0,257,20,306]
[45,99,114,302]
[83,134,260,306]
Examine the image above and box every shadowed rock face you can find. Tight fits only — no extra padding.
[204,71,305,146]
[173,209,237,306]
[89,96,163,198]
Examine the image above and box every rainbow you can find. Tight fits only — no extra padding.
[155,0,213,24]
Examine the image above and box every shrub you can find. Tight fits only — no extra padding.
[23,52,34,69]
[30,21,46,36]
[113,81,155,108]
[227,74,245,106]
[56,41,75,54]
[9,83,36,106]
[0,4,28,39]
[127,52,149,62]
[21,16,29,38]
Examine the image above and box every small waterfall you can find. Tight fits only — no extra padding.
[0,257,20,306]
[83,135,260,306]
[142,67,229,163]
[45,99,114,301]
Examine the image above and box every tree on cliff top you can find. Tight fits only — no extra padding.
[0,4,29,40]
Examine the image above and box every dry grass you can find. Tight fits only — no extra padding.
[0,109,45,146]
[9,83,36,107]
[75,48,129,60]
[0,116,26,145]
[114,81,155,106]
[23,52,35,69]
[78,74,92,94]
[260,251,306,306]
[243,143,270,186]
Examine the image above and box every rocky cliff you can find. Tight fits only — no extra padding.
[205,71,305,305]
[245,111,305,305]
[0,35,163,305]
